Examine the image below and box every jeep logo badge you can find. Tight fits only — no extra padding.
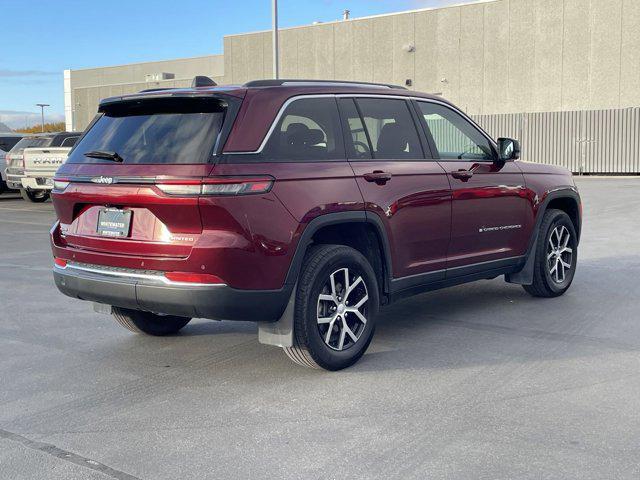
[91,176,114,184]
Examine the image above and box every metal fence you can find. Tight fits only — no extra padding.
[471,108,640,174]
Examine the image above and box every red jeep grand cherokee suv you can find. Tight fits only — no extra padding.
[51,79,581,370]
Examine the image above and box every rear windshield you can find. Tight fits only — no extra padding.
[9,136,54,154]
[67,98,226,164]
[0,136,23,152]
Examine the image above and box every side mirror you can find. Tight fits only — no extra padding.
[497,138,520,162]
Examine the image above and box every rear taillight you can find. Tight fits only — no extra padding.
[53,178,70,191]
[156,177,274,196]
[53,257,67,268]
[164,272,225,284]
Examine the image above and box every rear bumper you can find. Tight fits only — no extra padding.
[21,176,53,191]
[53,263,291,322]
[6,172,24,190]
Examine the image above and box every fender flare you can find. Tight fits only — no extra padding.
[507,187,581,285]
[283,211,393,293]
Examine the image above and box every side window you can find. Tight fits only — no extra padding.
[338,98,372,159]
[263,97,344,161]
[355,98,423,160]
[417,102,494,161]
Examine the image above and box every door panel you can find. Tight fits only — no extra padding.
[414,100,529,271]
[342,97,452,280]
[351,161,451,278]
[438,160,529,269]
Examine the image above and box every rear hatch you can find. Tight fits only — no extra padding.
[53,93,241,260]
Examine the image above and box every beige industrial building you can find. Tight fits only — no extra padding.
[65,0,640,173]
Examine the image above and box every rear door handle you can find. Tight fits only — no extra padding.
[363,171,392,185]
[451,169,473,181]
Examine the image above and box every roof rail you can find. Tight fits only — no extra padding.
[139,87,173,93]
[243,79,407,90]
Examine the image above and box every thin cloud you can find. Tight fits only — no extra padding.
[0,69,58,78]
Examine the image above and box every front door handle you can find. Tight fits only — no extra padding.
[451,169,473,181]
[363,171,392,185]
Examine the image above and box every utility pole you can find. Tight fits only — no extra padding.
[272,0,279,79]
[36,103,49,132]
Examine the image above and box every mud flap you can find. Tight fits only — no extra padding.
[258,284,296,348]
[505,232,538,285]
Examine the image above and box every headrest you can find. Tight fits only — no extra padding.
[285,123,324,146]
[376,123,408,156]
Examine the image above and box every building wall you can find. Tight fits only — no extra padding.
[68,55,224,130]
[222,0,640,115]
[474,108,640,174]
[65,0,640,173]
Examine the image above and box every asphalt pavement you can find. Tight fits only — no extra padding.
[1,177,639,479]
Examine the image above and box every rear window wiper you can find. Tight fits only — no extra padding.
[83,150,124,163]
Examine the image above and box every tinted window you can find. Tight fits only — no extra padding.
[60,136,79,147]
[67,98,226,164]
[9,136,54,154]
[417,102,494,160]
[263,97,344,161]
[355,98,423,160]
[0,136,23,152]
[338,98,372,159]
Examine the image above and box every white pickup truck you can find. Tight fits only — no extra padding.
[19,132,80,202]
[21,147,72,200]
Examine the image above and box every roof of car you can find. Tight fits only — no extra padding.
[99,79,446,107]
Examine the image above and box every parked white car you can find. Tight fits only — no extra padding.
[0,133,26,193]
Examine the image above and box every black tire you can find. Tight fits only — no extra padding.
[284,244,379,371]
[20,189,50,203]
[0,179,6,194]
[112,307,191,336]
[523,209,578,298]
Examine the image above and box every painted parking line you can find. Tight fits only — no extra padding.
[0,206,54,213]
[0,219,52,226]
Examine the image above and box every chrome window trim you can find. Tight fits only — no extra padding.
[225,94,497,155]
[54,262,227,288]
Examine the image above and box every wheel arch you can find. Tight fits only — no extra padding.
[283,212,392,302]
[507,187,581,285]
[545,193,581,242]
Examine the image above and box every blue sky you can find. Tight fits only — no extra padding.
[1,0,462,129]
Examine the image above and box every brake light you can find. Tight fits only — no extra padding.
[54,258,67,268]
[156,177,273,196]
[164,272,225,284]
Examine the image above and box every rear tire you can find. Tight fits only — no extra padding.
[283,244,379,371]
[112,307,191,336]
[523,209,577,298]
[20,189,49,203]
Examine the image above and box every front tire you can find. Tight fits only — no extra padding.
[523,209,578,298]
[284,245,379,370]
[20,189,50,203]
[112,307,191,336]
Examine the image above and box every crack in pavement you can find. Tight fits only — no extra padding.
[0,428,141,480]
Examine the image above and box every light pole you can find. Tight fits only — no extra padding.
[36,103,49,132]
[272,0,279,79]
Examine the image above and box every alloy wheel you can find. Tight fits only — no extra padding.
[547,225,573,283]
[316,267,369,351]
